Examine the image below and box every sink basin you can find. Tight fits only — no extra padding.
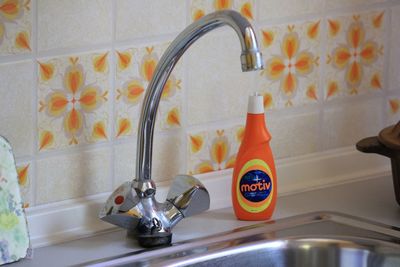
[83,212,400,267]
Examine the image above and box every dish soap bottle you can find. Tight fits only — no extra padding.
[232,93,277,220]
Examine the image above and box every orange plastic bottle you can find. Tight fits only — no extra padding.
[232,93,277,220]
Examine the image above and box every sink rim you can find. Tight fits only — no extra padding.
[160,235,400,267]
[82,211,400,267]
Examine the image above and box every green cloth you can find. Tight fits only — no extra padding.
[0,136,30,265]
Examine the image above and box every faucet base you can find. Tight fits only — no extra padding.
[100,175,210,247]
[137,232,173,248]
[127,228,173,247]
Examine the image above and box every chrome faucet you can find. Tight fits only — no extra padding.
[100,10,264,247]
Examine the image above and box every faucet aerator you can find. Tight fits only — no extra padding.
[241,51,264,72]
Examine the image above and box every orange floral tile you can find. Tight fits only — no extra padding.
[258,20,321,109]
[115,43,182,138]
[16,162,31,208]
[0,0,31,55]
[190,0,254,22]
[325,10,385,100]
[37,52,110,151]
[187,125,243,175]
[388,97,400,125]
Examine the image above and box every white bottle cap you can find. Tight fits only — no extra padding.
[247,92,264,114]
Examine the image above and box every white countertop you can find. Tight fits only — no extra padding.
[13,175,400,267]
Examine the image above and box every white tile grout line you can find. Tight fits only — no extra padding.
[0,36,181,64]
[28,159,36,208]
[255,0,260,23]
[31,0,38,206]
[257,12,325,27]
[252,10,261,102]
[385,2,400,122]
[382,4,393,125]
[109,0,117,191]
[385,2,394,127]
[318,2,328,153]
[323,1,390,17]
[251,0,259,104]
[247,1,395,30]
[182,0,191,175]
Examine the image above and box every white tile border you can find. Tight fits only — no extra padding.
[25,146,390,248]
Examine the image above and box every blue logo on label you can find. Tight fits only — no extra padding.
[239,170,272,202]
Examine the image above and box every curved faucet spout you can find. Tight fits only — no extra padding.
[101,10,263,248]
[136,10,263,182]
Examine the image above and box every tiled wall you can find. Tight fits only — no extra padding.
[0,0,399,208]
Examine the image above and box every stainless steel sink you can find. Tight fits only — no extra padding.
[83,212,400,267]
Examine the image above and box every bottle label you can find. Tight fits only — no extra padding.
[236,159,274,213]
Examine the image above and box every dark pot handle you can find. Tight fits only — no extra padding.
[356,136,394,158]
[356,136,400,207]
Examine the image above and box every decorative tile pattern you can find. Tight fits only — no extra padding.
[325,10,385,100]
[387,97,400,125]
[16,162,31,208]
[187,125,244,175]
[115,43,182,138]
[0,0,31,55]
[190,0,254,22]
[37,52,110,151]
[259,20,321,109]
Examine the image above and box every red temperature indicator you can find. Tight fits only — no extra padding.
[114,195,124,205]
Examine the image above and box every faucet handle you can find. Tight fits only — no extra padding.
[99,181,142,230]
[166,175,210,217]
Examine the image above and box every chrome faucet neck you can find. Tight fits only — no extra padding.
[101,10,263,248]
[135,10,263,182]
